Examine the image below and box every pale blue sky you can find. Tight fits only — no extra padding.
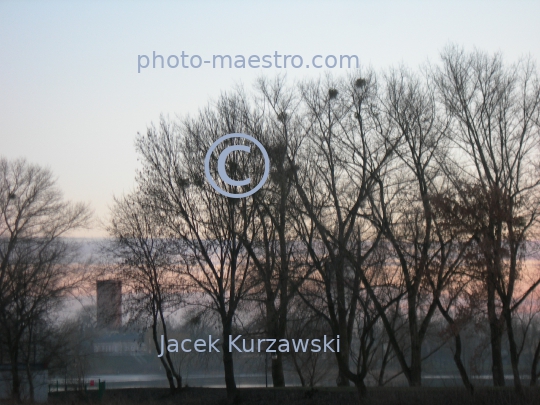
[1,1,539,236]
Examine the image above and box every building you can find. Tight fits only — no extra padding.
[96,279,122,330]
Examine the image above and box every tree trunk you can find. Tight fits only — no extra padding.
[271,353,285,387]
[378,343,391,386]
[335,326,350,387]
[332,330,361,389]
[337,368,351,387]
[489,321,505,386]
[9,341,21,402]
[408,293,422,387]
[265,301,286,387]
[291,353,306,387]
[355,379,367,402]
[151,318,177,393]
[410,340,422,387]
[487,265,505,387]
[530,339,540,386]
[25,324,35,401]
[272,205,290,388]
[435,299,474,394]
[10,363,21,402]
[25,362,34,402]
[159,304,182,391]
[453,333,474,395]
[222,319,237,399]
[503,306,523,394]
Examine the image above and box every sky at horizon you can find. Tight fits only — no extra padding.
[1,1,540,237]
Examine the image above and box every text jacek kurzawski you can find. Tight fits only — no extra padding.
[157,335,340,357]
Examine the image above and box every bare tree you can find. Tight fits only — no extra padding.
[0,157,91,401]
[434,46,540,392]
[291,72,402,397]
[365,67,478,389]
[106,192,183,392]
[135,109,260,400]
[238,76,313,387]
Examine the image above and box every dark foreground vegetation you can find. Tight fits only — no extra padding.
[46,387,540,405]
